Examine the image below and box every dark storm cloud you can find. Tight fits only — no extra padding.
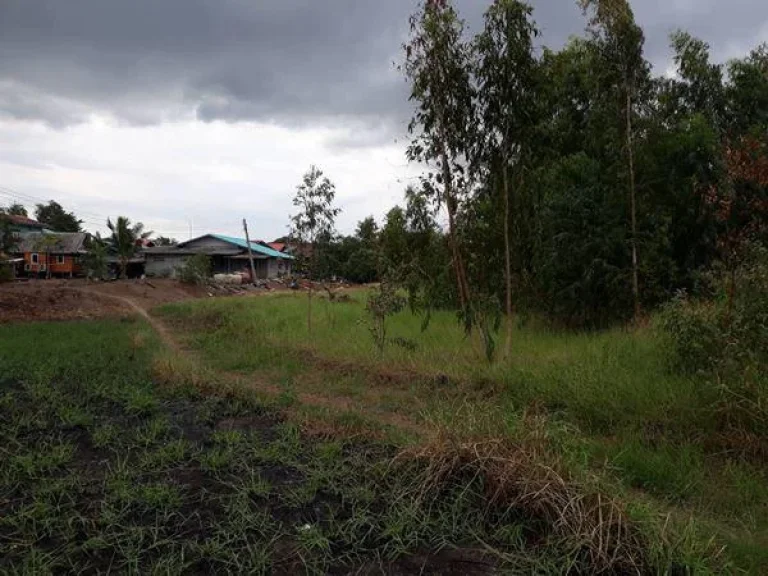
[0,0,765,135]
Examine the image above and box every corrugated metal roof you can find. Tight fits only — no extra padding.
[209,234,294,259]
[15,232,88,254]
[0,214,45,229]
[176,234,294,259]
[142,247,203,256]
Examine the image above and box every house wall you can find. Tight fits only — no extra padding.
[22,252,80,276]
[145,254,190,278]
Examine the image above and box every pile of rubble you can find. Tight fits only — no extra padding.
[205,275,290,295]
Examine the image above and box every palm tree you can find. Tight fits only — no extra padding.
[107,217,151,278]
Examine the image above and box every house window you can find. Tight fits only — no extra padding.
[56,255,65,264]
[31,253,38,264]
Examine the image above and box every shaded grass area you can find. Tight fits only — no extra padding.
[156,292,768,573]
[0,318,717,574]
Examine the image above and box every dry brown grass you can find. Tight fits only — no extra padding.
[151,351,237,396]
[396,429,653,574]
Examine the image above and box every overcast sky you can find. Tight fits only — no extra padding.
[1,0,766,240]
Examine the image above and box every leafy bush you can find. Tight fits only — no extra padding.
[660,248,768,443]
[83,240,108,280]
[661,246,768,377]
[178,254,212,285]
[0,263,12,283]
[365,282,405,355]
[659,294,722,375]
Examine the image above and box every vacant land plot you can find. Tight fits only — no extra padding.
[1,291,765,573]
[1,320,507,574]
[156,291,768,574]
[0,279,207,323]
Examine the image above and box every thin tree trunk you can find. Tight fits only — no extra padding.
[308,279,313,334]
[725,265,736,326]
[441,147,469,311]
[502,161,513,360]
[626,89,641,322]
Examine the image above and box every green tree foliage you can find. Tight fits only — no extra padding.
[404,0,475,317]
[344,217,379,284]
[107,216,152,279]
[0,219,16,282]
[0,219,16,254]
[392,0,768,331]
[34,201,83,232]
[474,0,540,355]
[153,236,178,247]
[289,165,341,334]
[378,206,409,275]
[365,281,406,356]
[82,235,108,280]
[579,0,648,321]
[0,203,28,217]
[178,254,212,285]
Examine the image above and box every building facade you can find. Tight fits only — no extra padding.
[143,234,293,279]
[15,232,88,277]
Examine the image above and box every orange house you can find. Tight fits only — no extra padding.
[16,232,88,278]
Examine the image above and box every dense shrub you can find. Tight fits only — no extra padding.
[0,263,12,283]
[659,294,722,375]
[178,254,212,285]
[660,249,768,443]
[661,247,768,375]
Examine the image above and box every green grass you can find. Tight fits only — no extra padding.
[158,292,709,435]
[155,290,768,573]
[2,317,718,574]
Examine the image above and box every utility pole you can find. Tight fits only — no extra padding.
[242,218,258,286]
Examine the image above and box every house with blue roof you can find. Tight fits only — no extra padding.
[143,233,293,279]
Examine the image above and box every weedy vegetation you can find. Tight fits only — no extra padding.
[154,289,767,574]
[4,296,765,573]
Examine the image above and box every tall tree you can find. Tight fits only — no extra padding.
[379,206,409,277]
[34,201,83,232]
[345,216,379,284]
[107,216,151,278]
[355,216,378,247]
[475,0,539,357]
[404,0,475,320]
[580,0,648,322]
[289,165,340,334]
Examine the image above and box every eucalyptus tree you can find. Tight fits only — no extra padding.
[579,0,648,322]
[475,0,539,357]
[403,0,475,319]
[289,165,340,335]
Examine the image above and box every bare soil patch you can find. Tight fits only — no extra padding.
[0,278,206,323]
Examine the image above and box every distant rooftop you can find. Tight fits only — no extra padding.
[178,234,294,260]
[1,214,45,229]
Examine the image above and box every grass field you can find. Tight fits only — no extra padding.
[1,290,765,573]
[155,290,768,573]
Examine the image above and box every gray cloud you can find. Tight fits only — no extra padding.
[0,0,765,137]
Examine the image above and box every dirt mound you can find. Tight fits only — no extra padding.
[0,279,206,324]
[0,284,129,323]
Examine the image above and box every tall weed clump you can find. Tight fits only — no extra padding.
[178,254,212,285]
[660,247,768,452]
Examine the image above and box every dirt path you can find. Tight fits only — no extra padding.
[73,287,422,435]
[76,288,181,352]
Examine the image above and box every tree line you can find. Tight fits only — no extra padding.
[299,0,767,344]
